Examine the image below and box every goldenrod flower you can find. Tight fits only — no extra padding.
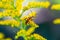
[10,14,15,18]
[26,27,37,36]
[15,0,24,11]
[0,32,5,39]
[0,12,10,18]
[6,0,13,2]
[16,0,24,3]
[0,20,20,27]
[14,11,21,17]
[28,1,50,8]
[3,13,10,17]
[0,2,3,8]
[2,0,13,3]
[15,29,26,39]
[23,6,30,11]
[29,21,39,28]
[33,33,47,40]
[43,1,50,8]
[51,4,60,10]
[20,11,36,21]
[3,10,20,17]
[20,16,29,20]
[5,38,12,40]
[0,12,3,18]
[29,11,36,17]
[16,4,22,11]
[0,0,47,40]
[40,1,50,8]
[17,29,26,36]
[28,2,37,8]
[10,20,20,27]
[3,10,13,14]
[2,0,7,2]
[4,4,13,9]
[53,18,60,24]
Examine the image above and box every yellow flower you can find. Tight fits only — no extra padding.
[3,10,20,17]
[29,11,36,17]
[3,10,12,14]
[5,20,11,25]
[51,4,60,10]
[29,21,39,28]
[23,6,30,11]
[16,4,22,11]
[20,16,29,20]
[4,3,13,9]
[16,0,24,3]
[7,0,13,2]
[15,29,26,39]
[28,1,50,8]
[0,21,2,25]
[14,11,21,17]
[17,29,26,36]
[10,13,15,18]
[33,33,47,40]
[28,2,37,8]
[53,18,60,24]
[3,13,10,17]
[5,38,12,40]
[15,36,18,39]
[2,0,13,3]
[2,0,7,2]
[26,27,36,36]
[0,32,5,39]
[15,0,24,11]
[4,10,20,17]
[0,12,3,18]
[43,1,50,8]
[0,2,3,8]
[9,20,20,27]
[0,20,20,27]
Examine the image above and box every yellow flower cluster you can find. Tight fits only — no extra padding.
[0,0,14,9]
[32,33,47,40]
[1,0,7,2]
[20,11,36,20]
[23,1,60,10]
[26,27,37,36]
[0,10,21,18]
[15,26,46,40]
[29,11,36,17]
[27,1,50,8]
[0,0,47,40]
[0,1,4,8]
[29,21,39,27]
[53,18,60,24]
[23,6,30,11]
[0,20,20,27]
[15,20,39,39]
[15,0,24,11]
[4,3,13,9]
[1,0,13,2]
[0,32,12,40]
[0,0,22,18]
[15,29,26,39]
[0,32,4,39]
[51,4,60,10]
